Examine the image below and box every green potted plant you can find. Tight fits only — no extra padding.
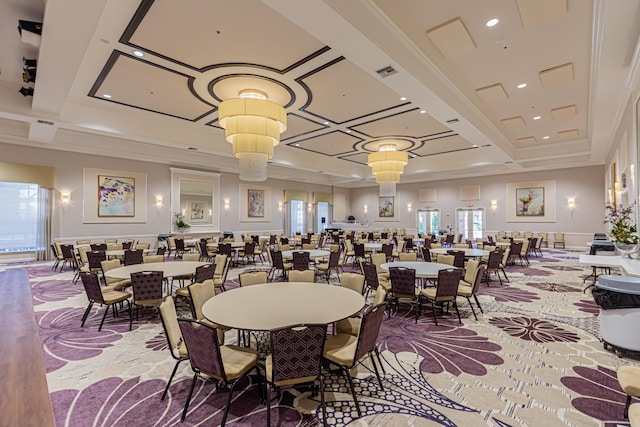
[605,203,639,257]
[173,212,190,233]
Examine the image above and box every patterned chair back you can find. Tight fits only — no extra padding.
[130,271,163,305]
[292,251,310,270]
[178,320,226,380]
[269,324,327,385]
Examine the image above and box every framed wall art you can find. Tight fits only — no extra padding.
[247,188,265,218]
[83,168,147,223]
[190,201,204,220]
[98,175,135,217]
[239,183,271,222]
[506,180,556,222]
[379,196,394,218]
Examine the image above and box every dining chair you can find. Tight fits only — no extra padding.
[323,302,387,418]
[86,250,107,276]
[79,271,131,331]
[174,238,187,258]
[240,241,257,265]
[508,241,523,266]
[457,263,486,320]
[156,246,167,256]
[353,243,369,266]
[315,250,341,283]
[143,254,164,263]
[437,254,455,267]
[553,232,565,249]
[177,319,261,424]
[418,268,463,325]
[391,240,405,260]
[336,285,388,336]
[398,252,417,262]
[59,244,76,272]
[292,251,310,270]
[158,296,189,400]
[186,278,228,344]
[90,243,107,251]
[100,259,131,291]
[388,267,419,320]
[265,324,328,426]
[421,246,432,262]
[129,270,165,330]
[361,261,390,297]
[446,250,465,268]
[269,249,293,280]
[176,262,214,300]
[483,250,504,285]
[239,271,269,286]
[213,255,232,292]
[288,269,315,282]
[124,249,144,266]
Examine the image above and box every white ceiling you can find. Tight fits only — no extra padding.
[1,0,639,188]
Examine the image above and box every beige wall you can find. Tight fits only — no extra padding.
[350,165,606,248]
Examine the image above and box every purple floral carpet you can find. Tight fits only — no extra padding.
[2,250,638,426]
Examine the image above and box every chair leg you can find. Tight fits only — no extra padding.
[98,304,111,331]
[161,358,186,400]
[81,301,94,327]
[266,383,272,426]
[368,352,384,390]
[473,295,484,314]
[374,347,386,375]
[431,301,438,326]
[181,374,199,421]
[625,394,632,419]
[453,301,462,324]
[221,379,240,427]
[465,296,478,320]
[318,374,327,427]
[342,367,362,417]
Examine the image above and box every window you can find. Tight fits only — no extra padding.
[0,182,39,252]
[456,208,485,241]
[289,200,306,235]
[316,202,329,233]
[417,209,439,235]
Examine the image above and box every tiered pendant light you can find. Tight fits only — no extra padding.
[367,143,408,196]
[218,89,287,181]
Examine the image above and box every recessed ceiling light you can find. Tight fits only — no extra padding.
[533,116,541,120]
[346,130,352,133]
[102,94,112,99]
[295,143,300,147]
[323,121,329,125]
[410,154,416,158]
[486,18,499,27]
[472,145,478,148]
[420,110,426,114]
[543,136,550,140]
[517,83,527,89]
[400,96,407,101]
[133,50,144,57]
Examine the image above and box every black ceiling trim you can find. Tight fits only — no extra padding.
[282,46,332,73]
[119,0,154,45]
[360,138,417,153]
[288,130,363,157]
[88,51,215,121]
[304,102,414,128]
[205,73,295,108]
[294,56,345,111]
[419,133,462,143]
[280,113,326,142]
[414,146,477,158]
[338,153,369,166]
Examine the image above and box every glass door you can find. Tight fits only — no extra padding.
[417,209,440,236]
[456,208,485,241]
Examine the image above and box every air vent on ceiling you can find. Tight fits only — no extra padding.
[504,161,513,164]
[376,66,397,78]
[481,144,491,147]
[37,119,54,126]
[446,118,459,124]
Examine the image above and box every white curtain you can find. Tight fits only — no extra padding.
[36,187,52,260]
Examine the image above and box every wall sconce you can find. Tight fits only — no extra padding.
[224,199,230,210]
[568,197,576,208]
[209,209,212,216]
[278,201,283,211]
[308,202,312,212]
[155,195,163,208]
[60,191,71,204]
[491,200,498,210]
[407,203,412,212]
[364,204,368,213]
[615,181,622,192]
[181,209,186,216]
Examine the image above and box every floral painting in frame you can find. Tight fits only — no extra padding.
[379,196,394,218]
[98,175,135,217]
[248,189,265,218]
[191,202,204,220]
[516,187,544,216]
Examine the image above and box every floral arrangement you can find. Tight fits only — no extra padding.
[173,212,189,229]
[604,203,639,244]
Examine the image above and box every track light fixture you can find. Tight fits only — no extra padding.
[19,87,33,97]
[17,20,42,47]
[22,57,36,83]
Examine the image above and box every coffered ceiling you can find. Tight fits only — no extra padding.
[1,0,639,187]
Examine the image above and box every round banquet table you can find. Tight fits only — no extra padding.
[201,282,365,331]
[207,241,247,248]
[104,261,208,280]
[430,248,488,257]
[380,261,457,279]
[281,249,330,259]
